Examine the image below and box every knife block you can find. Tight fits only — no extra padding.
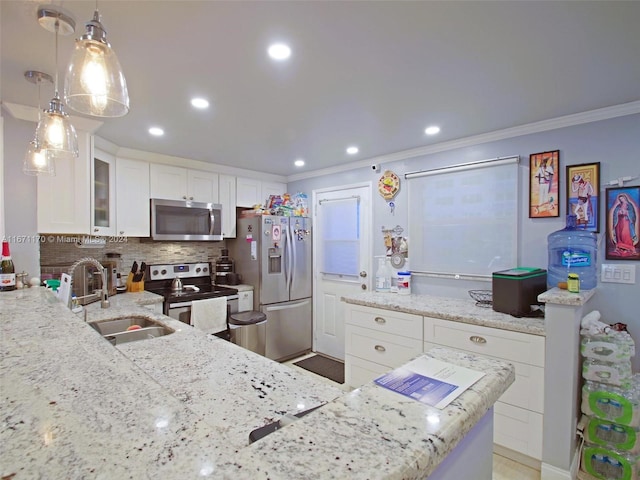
[126,273,145,293]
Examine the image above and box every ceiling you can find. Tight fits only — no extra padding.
[2,1,639,178]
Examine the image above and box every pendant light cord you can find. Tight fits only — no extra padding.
[54,18,60,97]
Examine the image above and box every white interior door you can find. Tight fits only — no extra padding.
[313,183,371,360]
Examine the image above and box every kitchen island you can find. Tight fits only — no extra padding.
[1,288,513,479]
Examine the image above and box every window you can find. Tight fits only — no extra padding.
[407,156,519,278]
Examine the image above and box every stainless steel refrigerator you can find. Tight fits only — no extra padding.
[230,215,312,361]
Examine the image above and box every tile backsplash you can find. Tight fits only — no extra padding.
[40,236,228,277]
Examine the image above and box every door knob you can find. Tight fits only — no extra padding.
[359,271,367,277]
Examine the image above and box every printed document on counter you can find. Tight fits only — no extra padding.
[374,356,485,409]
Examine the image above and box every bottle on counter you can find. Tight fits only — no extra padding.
[375,257,392,292]
[0,241,16,292]
[547,214,598,290]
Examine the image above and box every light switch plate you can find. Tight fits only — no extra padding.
[601,264,636,284]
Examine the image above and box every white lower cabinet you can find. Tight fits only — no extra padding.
[344,304,546,463]
[344,305,423,387]
[423,316,545,461]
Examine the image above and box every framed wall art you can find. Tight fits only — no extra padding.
[567,162,600,232]
[529,150,559,218]
[605,186,640,260]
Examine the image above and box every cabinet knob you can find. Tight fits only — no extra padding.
[189,196,194,200]
[119,231,124,235]
[359,271,367,278]
[361,284,367,290]
[469,335,487,344]
[182,195,187,200]
[374,344,386,352]
[94,228,99,232]
[374,317,386,324]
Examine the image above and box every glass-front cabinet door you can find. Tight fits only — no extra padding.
[91,146,116,236]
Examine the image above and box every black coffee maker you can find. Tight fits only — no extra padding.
[215,250,235,285]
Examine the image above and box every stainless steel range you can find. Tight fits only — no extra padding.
[144,262,239,325]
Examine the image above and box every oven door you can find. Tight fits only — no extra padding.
[167,301,192,324]
[167,295,239,325]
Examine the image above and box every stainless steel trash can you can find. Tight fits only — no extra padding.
[228,311,267,356]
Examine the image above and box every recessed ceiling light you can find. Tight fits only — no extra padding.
[149,127,164,137]
[425,126,441,135]
[294,159,305,167]
[191,98,209,109]
[268,43,291,61]
[346,146,359,155]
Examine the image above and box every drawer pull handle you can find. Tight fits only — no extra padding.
[374,344,386,352]
[374,317,386,324]
[469,335,487,344]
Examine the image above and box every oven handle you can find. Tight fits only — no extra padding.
[167,295,240,310]
[168,301,192,309]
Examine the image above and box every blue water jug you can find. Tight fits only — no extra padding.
[547,215,598,290]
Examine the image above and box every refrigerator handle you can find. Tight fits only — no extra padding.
[289,221,297,291]
[285,220,293,293]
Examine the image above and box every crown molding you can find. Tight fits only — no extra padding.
[286,101,640,183]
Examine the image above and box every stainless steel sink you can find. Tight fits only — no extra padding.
[88,316,174,345]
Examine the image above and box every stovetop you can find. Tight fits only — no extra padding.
[144,262,238,303]
[146,283,238,301]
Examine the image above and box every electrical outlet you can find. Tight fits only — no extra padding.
[601,264,636,284]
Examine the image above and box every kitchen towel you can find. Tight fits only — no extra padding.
[191,297,227,334]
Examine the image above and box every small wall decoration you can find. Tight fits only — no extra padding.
[529,150,559,218]
[378,170,400,213]
[605,186,640,260]
[567,162,601,232]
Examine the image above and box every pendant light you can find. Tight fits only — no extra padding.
[64,4,129,117]
[34,6,79,161]
[23,70,55,176]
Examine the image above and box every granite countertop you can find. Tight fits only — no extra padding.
[1,288,514,479]
[342,291,547,336]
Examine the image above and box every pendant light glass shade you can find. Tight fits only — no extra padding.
[35,95,79,160]
[23,140,55,176]
[23,70,56,176]
[65,10,129,117]
[35,6,79,161]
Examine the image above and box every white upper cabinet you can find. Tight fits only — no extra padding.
[218,174,237,238]
[149,164,218,203]
[236,177,261,207]
[261,181,286,204]
[188,169,219,203]
[236,178,287,208]
[149,164,187,201]
[91,148,116,236]
[37,130,92,234]
[116,157,150,237]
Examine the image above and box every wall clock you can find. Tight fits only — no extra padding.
[378,170,400,200]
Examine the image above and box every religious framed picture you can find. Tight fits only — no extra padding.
[605,186,640,260]
[567,162,600,232]
[529,150,560,218]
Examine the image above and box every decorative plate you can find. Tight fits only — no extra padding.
[390,252,406,269]
[378,170,400,200]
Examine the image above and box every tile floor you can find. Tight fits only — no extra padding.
[285,353,541,480]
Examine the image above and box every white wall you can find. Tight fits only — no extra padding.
[288,113,640,371]
[2,116,41,278]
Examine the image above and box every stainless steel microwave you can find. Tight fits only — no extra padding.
[150,198,223,241]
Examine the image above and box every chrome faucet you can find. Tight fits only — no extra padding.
[68,257,110,309]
